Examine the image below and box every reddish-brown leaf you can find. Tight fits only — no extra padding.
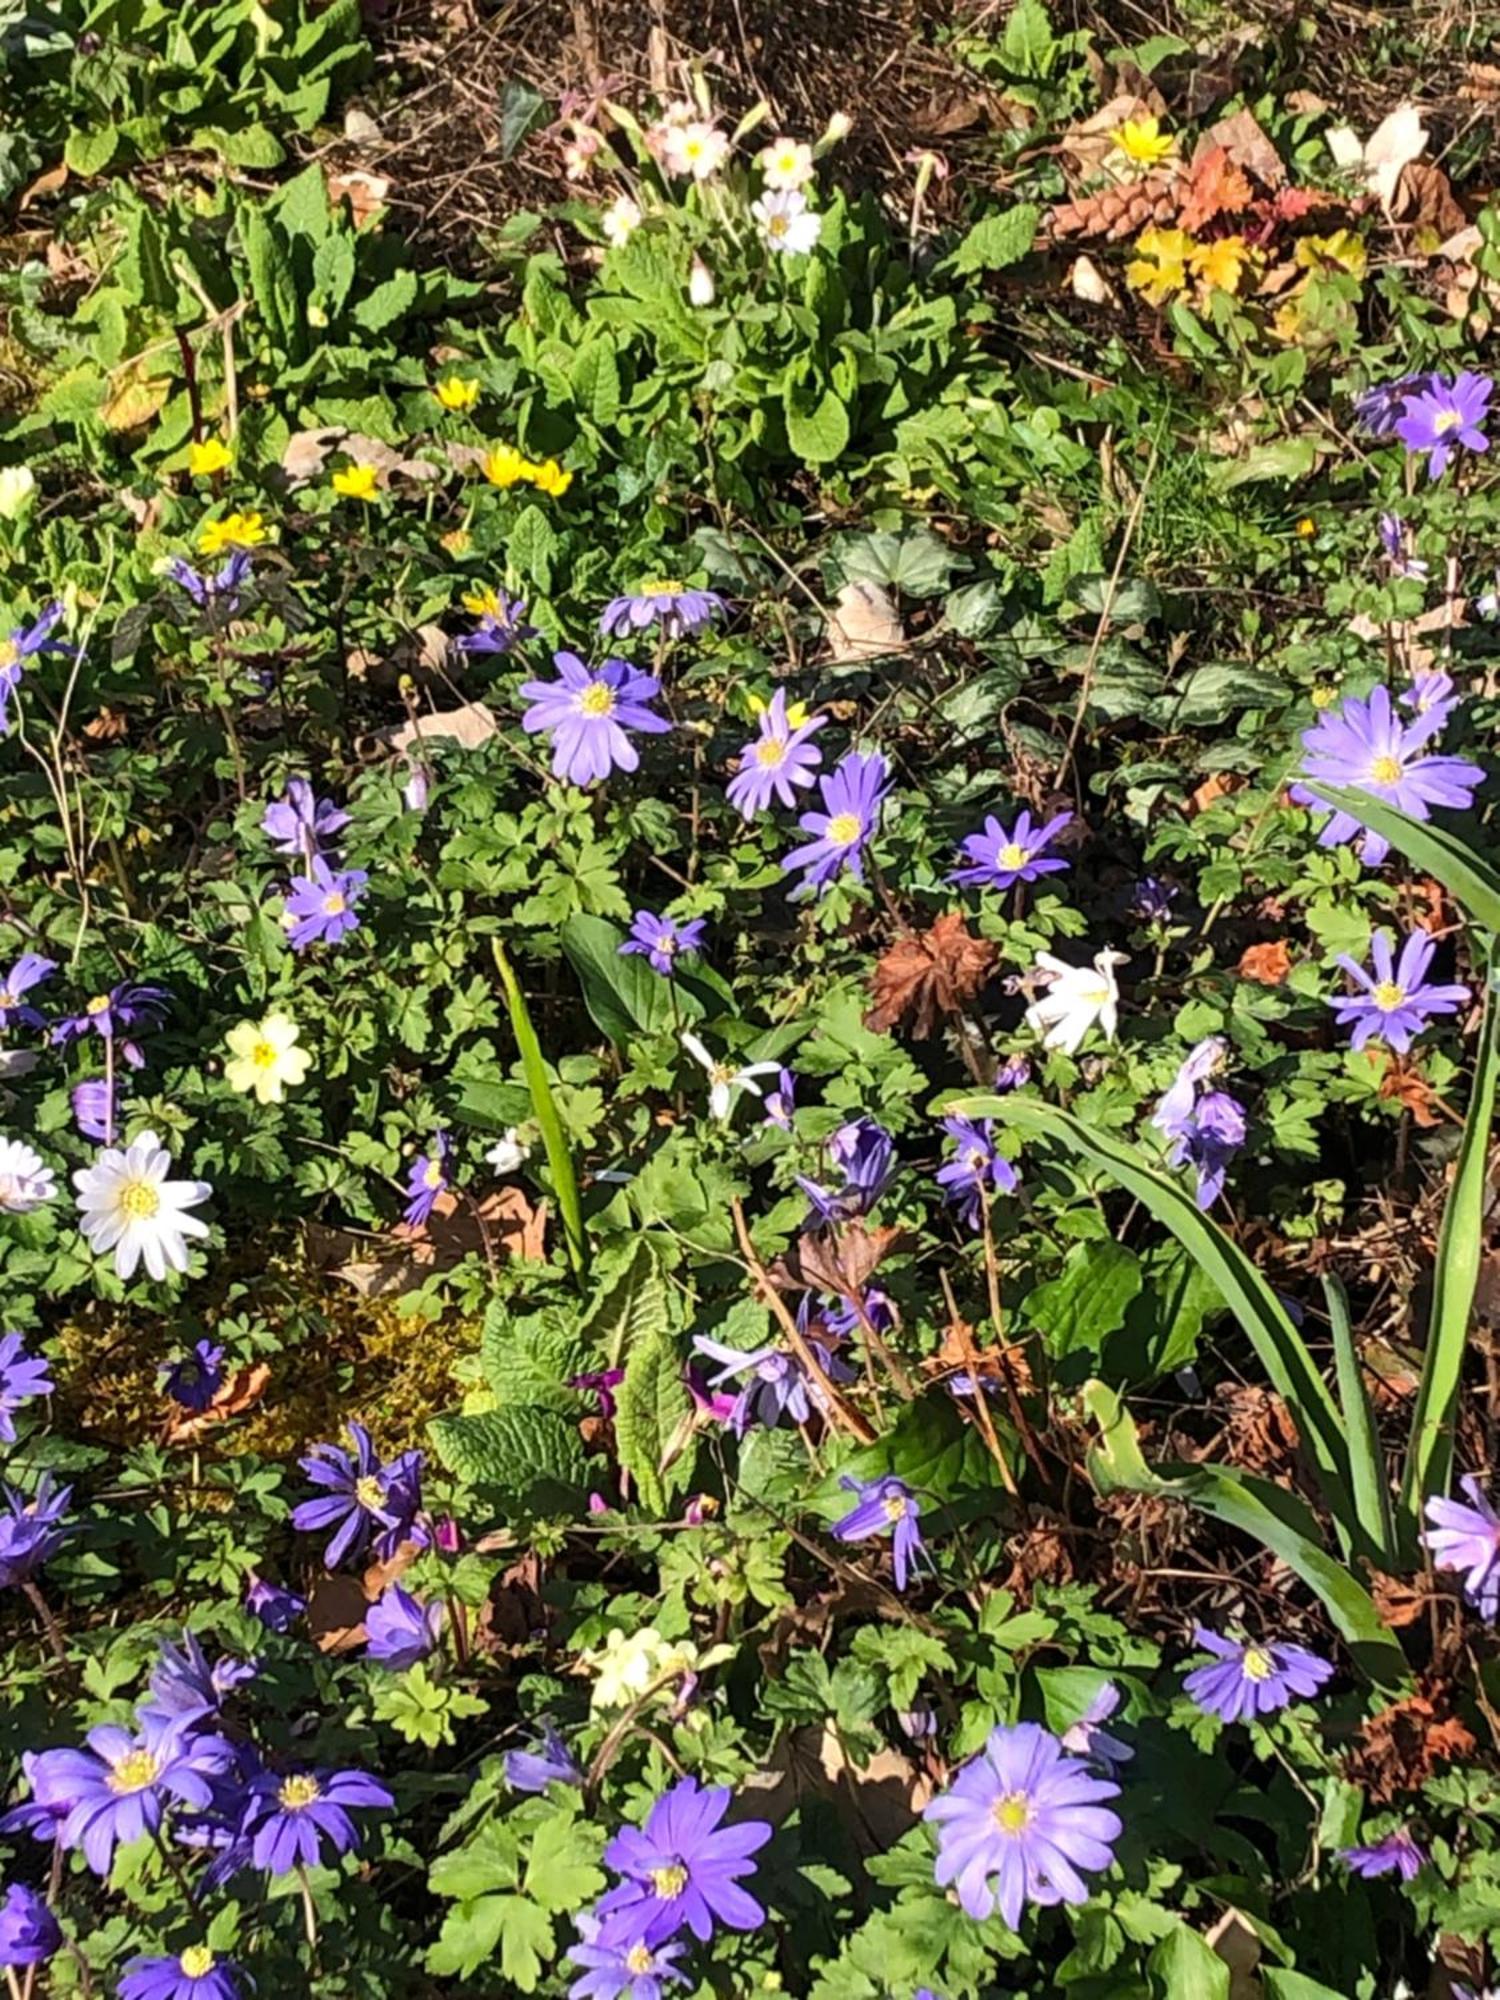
[867,912,996,1039]
[1238,940,1292,986]
[1189,771,1242,814]
[1375,1054,1443,1127]
[1176,144,1254,234]
[164,1363,272,1443]
[1345,1689,1475,1802]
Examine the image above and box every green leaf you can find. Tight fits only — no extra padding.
[65,126,120,177]
[208,124,286,168]
[509,503,558,592]
[1111,1241,1222,1382]
[313,233,357,315]
[493,940,588,1281]
[784,371,851,466]
[1002,0,1054,71]
[500,79,549,160]
[1026,1240,1143,1361]
[559,913,673,1043]
[481,1304,589,1413]
[452,1076,532,1134]
[524,1809,606,1914]
[1300,784,1500,934]
[1401,967,1500,1527]
[354,268,419,333]
[1324,1272,1396,1566]
[570,338,621,427]
[1262,1975,1352,2000]
[427,1895,553,1989]
[581,1238,673,1369]
[947,203,1039,277]
[825,1393,1015,1527]
[273,161,332,243]
[242,205,302,359]
[1209,437,1317,490]
[428,1406,588,1510]
[957,1094,1355,1537]
[429,1821,521,1901]
[1148,1923,1230,2000]
[614,1324,693,1514]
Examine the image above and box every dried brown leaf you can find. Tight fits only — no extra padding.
[164,1363,272,1443]
[1346,1688,1475,1802]
[375,700,500,754]
[866,912,995,1039]
[1196,106,1285,188]
[1396,160,1466,241]
[1237,940,1292,986]
[1176,145,1253,235]
[825,581,903,663]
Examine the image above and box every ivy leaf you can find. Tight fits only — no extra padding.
[1026,1241,1144,1362]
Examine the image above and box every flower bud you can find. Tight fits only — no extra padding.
[688,255,715,306]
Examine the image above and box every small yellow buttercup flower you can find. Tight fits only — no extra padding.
[187,438,233,477]
[197,511,267,556]
[1188,234,1251,297]
[332,463,381,502]
[224,1012,311,1105]
[1295,516,1317,537]
[747,691,811,727]
[434,375,480,412]
[529,457,573,497]
[1113,115,1175,167]
[482,444,529,489]
[1125,227,1191,306]
[461,583,502,616]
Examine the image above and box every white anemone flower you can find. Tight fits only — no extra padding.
[485,1129,531,1175]
[759,136,814,191]
[74,1128,211,1281]
[751,188,822,255]
[600,194,642,248]
[1024,949,1128,1056]
[680,1032,782,1123]
[662,120,728,182]
[0,1138,55,1212]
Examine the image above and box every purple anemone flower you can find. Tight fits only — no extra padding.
[1354,373,1434,438]
[832,1474,927,1591]
[725,692,826,818]
[245,1575,306,1632]
[781,750,890,899]
[158,1340,225,1413]
[456,591,536,656]
[0,952,55,1031]
[365,1583,444,1670]
[1130,876,1177,924]
[950,809,1073,891]
[922,1721,1122,1927]
[506,1725,583,1794]
[0,1883,60,1967]
[1183,1627,1334,1722]
[595,1776,771,1945]
[567,1914,689,2000]
[1059,1683,1134,1774]
[0,603,70,734]
[520,652,671,787]
[1151,1039,1245,1208]
[0,1332,51,1443]
[0,1474,71,1590]
[620,911,707,977]
[167,550,252,614]
[71,1077,116,1143]
[1330,928,1469,1054]
[599,584,726,642]
[291,1421,426,1568]
[261,780,350,862]
[403,1132,451,1229]
[139,1632,255,1733]
[51,981,169,1067]
[691,1335,852,1436]
[240,1765,394,1876]
[1422,1475,1500,1618]
[796,1116,895,1226]
[1295,684,1484,866]
[762,1067,796,1129]
[935,1115,1018,1229]
[1394,370,1492,480]
[284,858,368,952]
[1403,670,1457,722]
[1378,512,1429,582]
[49,1716,233,1876]
[1338,1826,1426,1881]
[120,1948,246,2000]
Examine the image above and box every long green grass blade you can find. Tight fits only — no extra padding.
[1301,785,1500,934]
[1399,969,1500,1530]
[492,940,590,1284]
[1322,1272,1396,1568]
[1085,1383,1408,1692]
[955,1094,1356,1536]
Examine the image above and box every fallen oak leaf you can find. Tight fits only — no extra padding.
[1375,1053,1442,1128]
[1176,145,1253,235]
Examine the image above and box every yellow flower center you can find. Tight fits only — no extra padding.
[250,1038,280,1070]
[578,682,615,717]
[626,1947,654,1975]
[1241,1646,1274,1682]
[118,1178,161,1220]
[1436,409,1463,434]
[998,843,1028,870]
[767,213,790,238]
[180,1948,216,1977]
[354,1475,386,1511]
[277,1774,323,1810]
[322,892,347,916]
[992,1790,1035,1837]
[0,640,16,669]
[638,578,680,596]
[683,139,704,161]
[650,1863,688,1898]
[827,812,862,846]
[882,1493,910,1523]
[754,738,788,767]
[424,1159,444,1188]
[108,1749,161,1794]
[463,586,500,616]
[87,994,111,1015]
[1368,754,1403,785]
[1372,981,1405,1011]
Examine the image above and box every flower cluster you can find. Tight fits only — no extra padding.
[264,779,368,953]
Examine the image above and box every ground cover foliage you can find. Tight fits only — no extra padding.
[2,0,1500,1994]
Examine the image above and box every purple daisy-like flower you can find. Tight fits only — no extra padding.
[1354,373,1434,438]
[832,1474,927,1591]
[0,603,71,735]
[1402,670,1458,722]
[0,1474,71,1590]
[762,1067,796,1129]
[1295,683,1484,866]
[595,1776,771,1946]
[71,1077,116,1143]
[291,1421,426,1568]
[1329,928,1469,1054]
[365,1582,444,1670]
[0,1882,60,1967]
[781,750,890,899]
[620,911,708,977]
[167,550,252,615]
[51,981,169,1067]
[725,691,827,818]
[520,652,671,787]
[1182,1627,1334,1723]
[950,809,1073,891]
[599,583,726,642]
[245,1575,306,1633]
[240,1765,393,1875]
[935,1115,1018,1229]
[568,1914,690,2000]
[1151,1038,1246,1209]
[1422,1474,1500,1618]
[1338,1825,1426,1881]
[922,1721,1122,1927]
[796,1115,896,1227]
[1378,512,1429,581]
[0,1332,51,1443]
[158,1339,225,1413]
[1059,1683,1134,1774]
[1394,370,1492,480]
[0,952,55,1031]
[139,1632,256,1733]
[456,591,536,656]
[49,1715,233,1877]
[691,1334,852,1436]
[506,1725,583,1794]
[261,778,350,861]
[283,857,368,952]
[120,1948,246,2000]
[403,1132,451,1229]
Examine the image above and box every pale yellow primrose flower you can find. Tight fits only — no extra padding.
[759,135,814,191]
[224,1013,312,1105]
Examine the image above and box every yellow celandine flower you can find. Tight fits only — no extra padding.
[187,438,233,477]
[1311,682,1339,706]
[530,457,573,497]
[197,511,267,556]
[1188,234,1251,296]
[434,375,480,411]
[441,527,472,556]
[223,1012,311,1105]
[332,463,381,502]
[1294,229,1367,279]
[1295,516,1317,537]
[482,444,530,489]
[461,583,503,616]
[747,691,811,727]
[1113,115,1175,167]
[1125,227,1192,306]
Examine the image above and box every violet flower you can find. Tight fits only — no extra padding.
[283,858,368,951]
[950,809,1073,892]
[0,1474,71,1590]
[49,1716,233,1876]
[0,1883,60,1967]
[239,1765,393,1875]
[1338,1826,1426,1881]
[1182,1627,1334,1722]
[1059,1683,1134,1773]
[725,691,826,818]
[599,583,726,641]
[520,652,671,786]
[291,1422,426,1568]
[1295,683,1483,866]
[403,1132,451,1229]
[1151,1038,1246,1208]
[832,1474,927,1591]
[1329,928,1468,1054]
[245,1576,305,1633]
[935,1115,1018,1228]
[506,1726,583,1794]
[1422,1475,1500,1618]
[781,750,890,898]
[0,952,55,1031]
[51,981,169,1067]
[365,1583,444,1670]
[0,603,70,734]
[1394,370,1492,480]
[0,1332,51,1442]
[620,912,707,977]
[158,1340,225,1413]
[796,1116,895,1225]
[261,780,350,861]
[594,1776,771,1944]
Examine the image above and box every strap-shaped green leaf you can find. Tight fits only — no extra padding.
[492,940,589,1283]
[1323,1272,1396,1568]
